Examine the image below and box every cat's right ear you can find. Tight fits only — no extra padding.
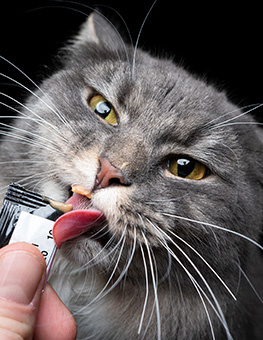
[70,12,125,51]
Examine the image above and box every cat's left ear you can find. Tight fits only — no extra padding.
[71,12,125,51]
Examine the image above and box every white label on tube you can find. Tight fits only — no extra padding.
[9,211,57,273]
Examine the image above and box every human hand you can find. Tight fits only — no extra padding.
[0,242,77,340]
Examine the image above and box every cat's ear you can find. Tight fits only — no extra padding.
[72,12,125,51]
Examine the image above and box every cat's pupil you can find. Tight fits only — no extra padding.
[177,158,195,177]
[95,101,111,118]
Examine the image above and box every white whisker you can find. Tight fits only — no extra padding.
[96,4,134,48]
[0,60,76,134]
[105,226,137,293]
[234,257,242,297]
[148,217,236,300]
[168,228,236,300]
[138,243,149,335]
[204,103,260,128]
[73,226,123,273]
[210,103,263,130]
[0,130,63,155]
[31,171,58,192]
[141,232,161,340]
[0,93,68,141]
[0,169,57,195]
[157,234,216,339]
[142,216,233,339]
[160,212,263,251]
[0,160,56,165]
[235,262,263,303]
[75,227,129,313]
[0,121,61,149]
[132,0,158,80]
[48,1,132,76]
[159,239,233,339]
[145,193,189,205]
[212,121,263,129]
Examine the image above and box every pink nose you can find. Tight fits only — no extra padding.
[95,156,125,189]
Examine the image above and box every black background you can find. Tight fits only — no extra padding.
[0,1,262,122]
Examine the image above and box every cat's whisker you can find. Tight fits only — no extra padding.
[210,103,263,130]
[70,218,125,273]
[31,171,59,192]
[103,226,137,293]
[203,103,260,128]
[0,120,62,149]
[0,130,64,156]
[145,193,190,205]
[0,169,58,196]
[0,160,56,166]
[77,227,128,312]
[0,160,56,185]
[55,0,132,74]
[138,243,149,335]
[0,60,76,135]
[233,257,242,297]
[159,239,232,340]
[0,93,68,142]
[0,114,42,125]
[147,217,236,300]
[138,214,172,283]
[235,262,263,303]
[141,216,233,339]
[72,228,120,273]
[95,4,134,48]
[0,132,61,157]
[75,226,137,318]
[160,212,263,251]
[211,121,263,129]
[159,236,216,339]
[141,232,161,340]
[132,0,158,80]
[15,169,57,187]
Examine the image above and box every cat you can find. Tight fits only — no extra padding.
[0,9,263,340]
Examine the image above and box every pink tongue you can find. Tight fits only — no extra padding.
[53,194,105,248]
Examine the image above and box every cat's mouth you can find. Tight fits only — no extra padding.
[53,188,106,248]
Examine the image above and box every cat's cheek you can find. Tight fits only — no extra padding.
[60,149,100,190]
[42,148,101,200]
[38,181,67,201]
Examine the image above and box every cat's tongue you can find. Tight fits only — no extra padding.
[53,193,105,248]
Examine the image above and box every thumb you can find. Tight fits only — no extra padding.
[0,242,46,340]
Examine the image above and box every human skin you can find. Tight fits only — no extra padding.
[0,242,77,340]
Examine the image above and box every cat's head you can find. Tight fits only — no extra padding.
[2,13,263,291]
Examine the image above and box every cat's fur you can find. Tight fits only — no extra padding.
[0,11,263,340]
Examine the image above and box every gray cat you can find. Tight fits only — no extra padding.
[0,11,263,340]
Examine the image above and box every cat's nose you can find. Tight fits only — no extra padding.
[95,156,125,189]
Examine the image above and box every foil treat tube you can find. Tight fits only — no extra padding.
[0,183,71,281]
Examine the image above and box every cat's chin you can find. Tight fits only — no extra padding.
[59,233,111,268]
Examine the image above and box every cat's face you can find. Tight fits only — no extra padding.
[1,13,263,336]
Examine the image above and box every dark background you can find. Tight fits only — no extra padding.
[0,1,262,122]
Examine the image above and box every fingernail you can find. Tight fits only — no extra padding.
[0,251,45,304]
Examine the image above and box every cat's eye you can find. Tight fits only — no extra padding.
[167,156,208,180]
[89,94,118,126]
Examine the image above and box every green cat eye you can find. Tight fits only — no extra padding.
[89,94,118,126]
[168,157,207,180]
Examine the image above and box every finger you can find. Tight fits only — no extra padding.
[34,283,77,340]
[0,242,46,340]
